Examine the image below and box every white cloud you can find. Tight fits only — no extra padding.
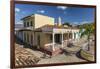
[81,21,90,24]
[73,22,79,24]
[57,6,68,10]
[37,10,45,13]
[15,8,20,12]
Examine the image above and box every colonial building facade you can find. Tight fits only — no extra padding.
[15,14,80,55]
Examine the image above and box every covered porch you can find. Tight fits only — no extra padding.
[43,28,80,56]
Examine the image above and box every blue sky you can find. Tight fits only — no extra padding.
[15,4,95,25]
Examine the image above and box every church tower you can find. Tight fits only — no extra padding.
[58,17,62,26]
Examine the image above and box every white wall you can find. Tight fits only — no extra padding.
[0,0,100,69]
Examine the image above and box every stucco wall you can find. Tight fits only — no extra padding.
[23,16,35,30]
[34,14,54,29]
[23,31,35,46]
[23,14,54,29]
[35,32,52,48]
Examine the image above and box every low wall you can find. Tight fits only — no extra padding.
[80,49,94,61]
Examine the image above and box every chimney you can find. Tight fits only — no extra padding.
[58,17,61,26]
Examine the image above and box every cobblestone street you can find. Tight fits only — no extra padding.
[15,44,40,66]
[15,37,95,66]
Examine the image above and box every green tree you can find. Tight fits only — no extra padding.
[79,23,95,51]
[63,22,72,27]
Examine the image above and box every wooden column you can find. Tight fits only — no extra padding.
[52,33,55,51]
[62,32,63,48]
[72,32,74,39]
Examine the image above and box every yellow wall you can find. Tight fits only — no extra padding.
[35,32,52,48]
[34,14,54,29]
[23,31,35,45]
[23,14,54,29]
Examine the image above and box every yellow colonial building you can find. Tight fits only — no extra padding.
[16,14,80,55]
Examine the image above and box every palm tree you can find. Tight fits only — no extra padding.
[79,23,95,51]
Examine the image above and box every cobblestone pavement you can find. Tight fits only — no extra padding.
[15,36,95,65]
[15,43,87,65]
[15,44,40,66]
[37,53,87,64]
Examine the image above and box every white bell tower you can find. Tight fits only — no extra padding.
[58,17,62,26]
